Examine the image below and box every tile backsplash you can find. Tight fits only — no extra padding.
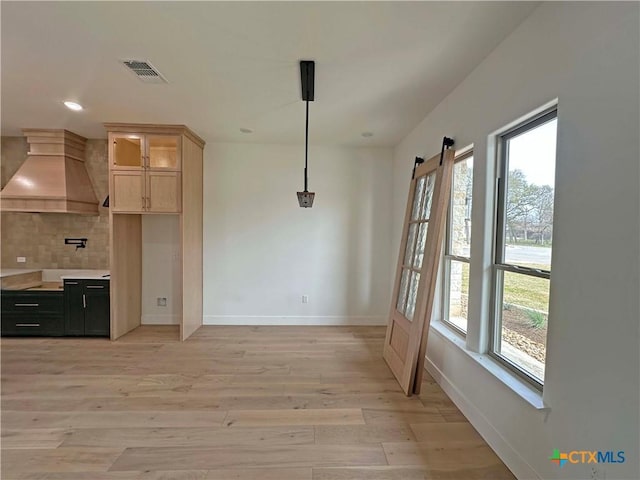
[1,136,110,269]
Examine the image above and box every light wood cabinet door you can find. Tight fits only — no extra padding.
[146,135,181,171]
[111,134,143,169]
[111,134,180,171]
[111,171,145,213]
[146,171,181,213]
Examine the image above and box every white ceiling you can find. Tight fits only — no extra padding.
[1,2,538,147]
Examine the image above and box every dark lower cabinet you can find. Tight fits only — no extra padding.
[1,291,64,336]
[63,281,84,335]
[1,279,109,337]
[64,280,110,337]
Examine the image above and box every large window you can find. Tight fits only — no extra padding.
[491,109,557,387]
[442,150,473,334]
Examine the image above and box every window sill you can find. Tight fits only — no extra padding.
[430,321,549,411]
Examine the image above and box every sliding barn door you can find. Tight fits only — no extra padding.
[384,149,454,395]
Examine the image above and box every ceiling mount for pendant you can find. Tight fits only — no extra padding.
[297,60,316,208]
[300,60,314,102]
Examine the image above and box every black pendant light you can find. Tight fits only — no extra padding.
[297,60,315,208]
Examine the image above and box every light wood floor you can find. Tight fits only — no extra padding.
[1,326,515,479]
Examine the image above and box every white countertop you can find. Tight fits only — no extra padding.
[56,270,110,281]
[0,269,109,281]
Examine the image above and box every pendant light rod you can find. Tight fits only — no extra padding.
[304,99,309,191]
[297,60,316,208]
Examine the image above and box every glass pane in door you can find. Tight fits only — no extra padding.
[396,268,410,314]
[405,272,421,321]
[413,223,429,269]
[113,136,142,167]
[404,224,418,267]
[148,136,179,169]
[422,173,436,219]
[411,176,426,220]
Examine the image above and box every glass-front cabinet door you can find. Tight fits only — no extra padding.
[111,134,181,171]
[146,135,181,170]
[111,135,143,168]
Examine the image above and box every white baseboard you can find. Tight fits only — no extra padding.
[141,314,180,325]
[203,316,386,326]
[425,357,541,480]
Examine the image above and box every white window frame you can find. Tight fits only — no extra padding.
[490,107,557,389]
[441,149,474,336]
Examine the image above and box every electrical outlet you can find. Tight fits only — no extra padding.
[302,295,309,304]
[157,297,167,307]
[16,257,26,263]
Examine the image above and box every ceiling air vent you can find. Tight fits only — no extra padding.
[121,60,168,84]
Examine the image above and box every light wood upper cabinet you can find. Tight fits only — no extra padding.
[111,171,145,213]
[146,172,181,212]
[148,135,180,170]
[111,134,181,171]
[108,128,185,213]
[110,169,180,214]
[112,135,143,168]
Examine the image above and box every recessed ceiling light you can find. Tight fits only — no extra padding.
[64,101,83,111]
[361,132,373,138]
[240,128,253,134]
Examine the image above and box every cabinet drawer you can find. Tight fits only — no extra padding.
[1,292,63,312]
[65,280,110,290]
[1,313,64,336]
[81,280,110,290]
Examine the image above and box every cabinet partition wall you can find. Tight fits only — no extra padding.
[105,124,205,341]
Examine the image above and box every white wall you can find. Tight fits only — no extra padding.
[392,3,639,480]
[203,143,393,325]
[141,215,181,324]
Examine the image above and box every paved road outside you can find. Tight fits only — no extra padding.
[505,245,551,265]
[457,245,551,266]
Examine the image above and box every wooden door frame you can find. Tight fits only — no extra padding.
[411,150,454,394]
